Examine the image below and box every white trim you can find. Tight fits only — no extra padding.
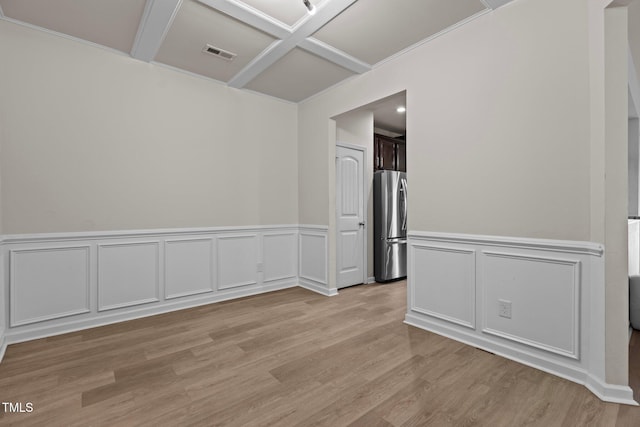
[408,230,604,257]
[480,0,517,10]
[405,312,586,384]
[4,279,297,346]
[130,0,183,62]
[404,312,636,405]
[299,278,338,297]
[298,38,371,74]
[299,224,329,231]
[228,39,291,88]
[2,224,300,244]
[0,335,6,364]
[368,276,376,284]
[227,0,357,88]
[585,375,638,405]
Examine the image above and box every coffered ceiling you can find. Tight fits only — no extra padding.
[0,0,515,103]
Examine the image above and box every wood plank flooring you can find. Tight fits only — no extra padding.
[0,280,639,426]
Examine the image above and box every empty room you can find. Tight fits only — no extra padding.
[1,0,640,425]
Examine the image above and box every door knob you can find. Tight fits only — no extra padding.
[359,222,365,227]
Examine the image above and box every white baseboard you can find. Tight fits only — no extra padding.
[584,374,638,406]
[405,313,636,405]
[404,313,586,386]
[6,279,297,346]
[299,278,338,297]
[0,329,6,363]
[367,276,376,284]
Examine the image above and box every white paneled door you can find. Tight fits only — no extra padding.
[336,145,365,288]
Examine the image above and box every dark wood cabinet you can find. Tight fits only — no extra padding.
[374,133,406,172]
[378,137,396,170]
[396,143,406,172]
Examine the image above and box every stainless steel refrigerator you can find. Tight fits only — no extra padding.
[374,170,407,282]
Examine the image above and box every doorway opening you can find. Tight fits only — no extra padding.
[333,91,407,289]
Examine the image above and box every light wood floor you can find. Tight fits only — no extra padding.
[1,280,639,426]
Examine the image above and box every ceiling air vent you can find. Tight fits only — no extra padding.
[203,44,236,61]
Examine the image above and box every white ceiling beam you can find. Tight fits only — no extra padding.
[131,0,183,62]
[228,0,358,88]
[196,0,291,39]
[480,0,516,10]
[298,38,371,74]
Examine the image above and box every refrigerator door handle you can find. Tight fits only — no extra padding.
[400,178,408,232]
[386,238,407,244]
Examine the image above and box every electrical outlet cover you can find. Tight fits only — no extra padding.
[498,299,512,319]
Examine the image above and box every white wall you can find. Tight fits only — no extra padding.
[0,20,298,234]
[335,110,374,280]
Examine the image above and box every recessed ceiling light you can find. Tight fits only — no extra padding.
[396,106,406,113]
[303,0,316,15]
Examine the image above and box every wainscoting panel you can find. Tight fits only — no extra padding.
[217,234,259,290]
[410,243,475,329]
[10,246,90,326]
[481,251,580,359]
[298,227,332,296]
[263,232,297,283]
[405,231,635,405]
[0,225,329,365]
[299,231,327,284]
[165,238,214,299]
[98,242,160,311]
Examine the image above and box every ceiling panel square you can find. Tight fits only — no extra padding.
[155,0,276,83]
[0,0,146,53]
[245,47,354,102]
[239,0,316,26]
[312,0,487,64]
